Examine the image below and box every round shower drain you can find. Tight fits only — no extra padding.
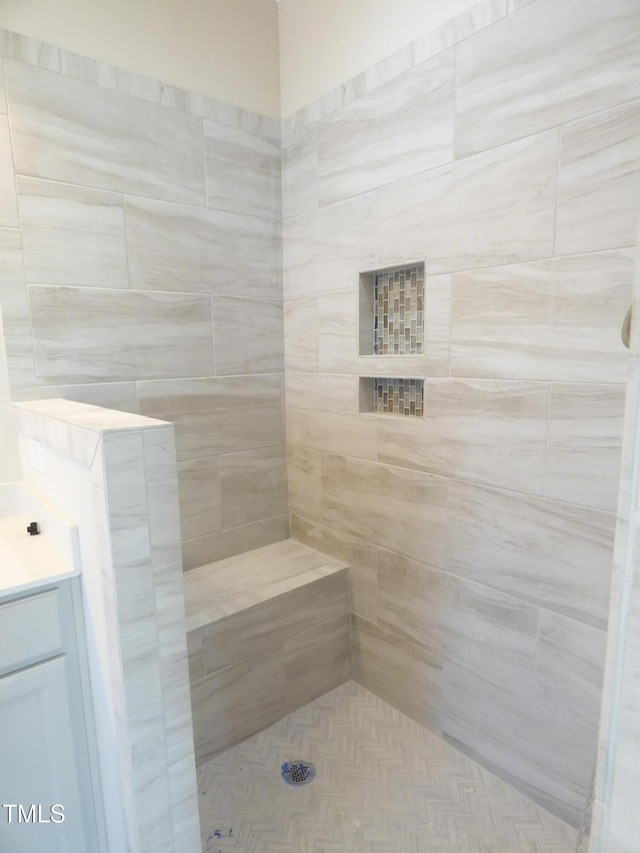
[281,760,316,786]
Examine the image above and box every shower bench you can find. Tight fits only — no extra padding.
[183,539,350,763]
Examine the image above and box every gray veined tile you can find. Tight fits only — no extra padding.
[177,456,221,543]
[556,100,640,256]
[447,480,616,628]
[125,196,280,299]
[322,454,447,568]
[137,375,284,462]
[282,124,318,219]
[181,515,289,571]
[0,228,29,335]
[424,273,451,377]
[283,193,377,299]
[285,373,357,414]
[17,177,128,288]
[286,407,377,461]
[284,295,319,372]
[0,62,6,114]
[455,0,640,157]
[450,250,634,383]
[535,609,607,739]
[317,48,455,206]
[413,0,508,66]
[211,296,284,375]
[219,445,288,530]
[290,514,378,623]
[0,116,19,228]
[377,379,549,494]
[29,286,215,384]
[546,383,626,513]
[286,444,323,520]
[375,129,557,275]
[38,382,140,414]
[442,663,595,825]
[5,60,206,205]
[205,121,281,219]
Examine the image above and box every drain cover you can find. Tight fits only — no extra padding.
[281,760,316,786]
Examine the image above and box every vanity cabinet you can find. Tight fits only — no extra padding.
[0,580,102,852]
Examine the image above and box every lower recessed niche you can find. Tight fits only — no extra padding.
[359,377,424,417]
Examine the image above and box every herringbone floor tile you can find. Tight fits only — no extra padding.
[198,681,577,853]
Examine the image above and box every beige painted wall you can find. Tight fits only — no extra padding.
[0,0,281,117]
[278,0,480,116]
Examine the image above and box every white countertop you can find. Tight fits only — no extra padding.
[0,513,77,599]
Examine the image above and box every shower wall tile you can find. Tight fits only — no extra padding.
[352,613,443,734]
[546,383,626,513]
[412,0,507,66]
[211,296,284,375]
[219,445,288,530]
[282,125,318,219]
[447,481,616,628]
[5,60,206,205]
[0,227,29,334]
[290,514,378,623]
[17,177,128,288]
[322,454,447,567]
[450,250,634,383]
[182,515,290,572]
[0,63,6,113]
[285,373,357,414]
[441,576,538,704]
[125,197,280,298]
[204,121,281,219]
[29,286,215,384]
[375,130,557,275]
[286,444,323,519]
[38,382,140,414]
[442,664,595,824]
[377,379,549,494]
[376,549,448,658]
[2,333,37,400]
[287,408,377,461]
[0,116,19,227]
[455,0,640,157]
[137,375,284,462]
[176,456,221,542]
[535,610,607,739]
[424,273,451,377]
[284,612,351,713]
[283,193,377,298]
[284,296,320,372]
[556,100,640,256]
[317,48,455,206]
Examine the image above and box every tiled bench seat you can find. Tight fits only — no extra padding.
[184,539,351,763]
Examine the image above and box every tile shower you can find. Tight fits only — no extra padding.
[0,0,638,847]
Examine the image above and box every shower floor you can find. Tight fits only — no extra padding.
[197,681,577,853]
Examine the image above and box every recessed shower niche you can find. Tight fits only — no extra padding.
[359,263,425,417]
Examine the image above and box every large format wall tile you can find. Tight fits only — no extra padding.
[352,613,443,734]
[176,456,221,542]
[18,177,128,288]
[0,227,29,334]
[286,445,323,520]
[5,60,206,205]
[285,373,357,413]
[287,408,377,461]
[219,445,288,530]
[38,382,139,414]
[442,664,595,824]
[282,126,318,219]
[283,194,377,298]
[204,121,281,219]
[290,514,378,623]
[450,250,634,383]
[125,197,280,298]
[447,481,616,628]
[375,130,557,275]
[546,383,626,513]
[138,375,284,461]
[455,0,640,157]
[556,100,640,256]
[0,116,19,227]
[284,296,319,372]
[377,379,549,494]
[317,48,455,206]
[29,286,215,384]
[535,610,607,739]
[182,515,289,571]
[322,454,447,567]
[211,296,284,375]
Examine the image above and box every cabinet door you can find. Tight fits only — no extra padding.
[0,656,91,853]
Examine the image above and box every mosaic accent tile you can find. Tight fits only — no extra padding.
[375,377,424,417]
[373,266,424,355]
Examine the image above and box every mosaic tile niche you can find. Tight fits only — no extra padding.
[358,263,425,417]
